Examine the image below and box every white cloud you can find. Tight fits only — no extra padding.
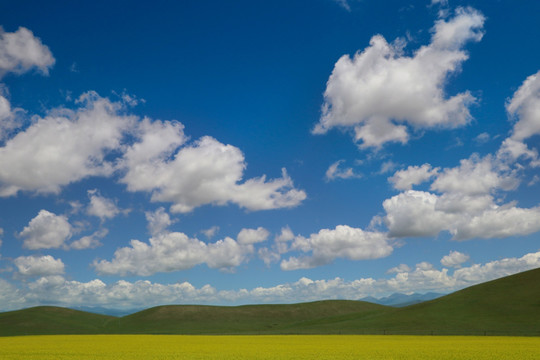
[237,227,269,245]
[201,226,220,239]
[0,92,24,141]
[325,160,362,181]
[313,7,484,148]
[0,27,55,77]
[145,207,174,236]
[383,190,454,238]
[0,278,25,311]
[505,70,540,141]
[93,227,266,276]
[0,92,135,196]
[451,204,540,240]
[0,88,305,212]
[388,163,439,190]
[121,132,306,213]
[281,225,392,270]
[14,255,65,276]
[431,154,519,196]
[69,228,108,250]
[86,189,122,221]
[18,210,72,250]
[498,70,540,165]
[441,250,470,268]
[474,132,491,144]
[382,190,540,240]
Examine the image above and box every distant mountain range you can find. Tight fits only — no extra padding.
[1,267,539,336]
[361,292,444,307]
[69,306,143,317]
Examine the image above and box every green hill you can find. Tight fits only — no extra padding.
[107,300,388,334]
[305,267,540,335]
[1,267,539,336]
[0,306,114,336]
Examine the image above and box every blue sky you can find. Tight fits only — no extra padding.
[0,0,539,311]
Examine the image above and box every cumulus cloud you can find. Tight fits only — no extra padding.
[431,154,519,195]
[0,92,23,141]
[69,228,108,250]
[498,70,540,165]
[93,227,270,276]
[0,92,135,196]
[0,88,304,213]
[145,207,174,236]
[325,160,362,181]
[8,250,540,310]
[382,190,540,240]
[237,227,269,245]
[86,189,123,221]
[388,164,439,190]
[441,250,470,268]
[18,210,72,249]
[14,255,65,276]
[121,132,306,213]
[313,7,484,148]
[281,225,392,270]
[0,27,55,77]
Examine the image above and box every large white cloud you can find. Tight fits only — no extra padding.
[14,255,65,277]
[18,210,72,250]
[498,70,540,166]
[93,226,269,276]
[383,190,540,240]
[0,27,54,141]
[0,93,135,196]
[383,146,540,241]
[431,154,518,195]
[281,225,392,270]
[313,7,484,148]
[0,27,54,77]
[121,129,306,213]
[388,164,439,190]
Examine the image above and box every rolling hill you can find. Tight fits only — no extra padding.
[1,267,539,336]
[0,306,114,336]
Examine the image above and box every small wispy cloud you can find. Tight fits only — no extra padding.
[325,160,362,181]
[333,0,351,12]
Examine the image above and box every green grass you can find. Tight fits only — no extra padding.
[0,306,113,336]
[107,300,389,334]
[1,267,539,336]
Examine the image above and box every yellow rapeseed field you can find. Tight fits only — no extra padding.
[0,335,539,359]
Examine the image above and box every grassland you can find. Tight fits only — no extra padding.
[1,335,539,360]
[1,267,539,336]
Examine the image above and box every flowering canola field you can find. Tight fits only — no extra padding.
[1,335,539,359]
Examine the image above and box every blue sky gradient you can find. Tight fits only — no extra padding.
[0,0,539,310]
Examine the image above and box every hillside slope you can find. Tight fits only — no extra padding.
[107,300,389,334]
[0,306,114,336]
[319,267,540,335]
